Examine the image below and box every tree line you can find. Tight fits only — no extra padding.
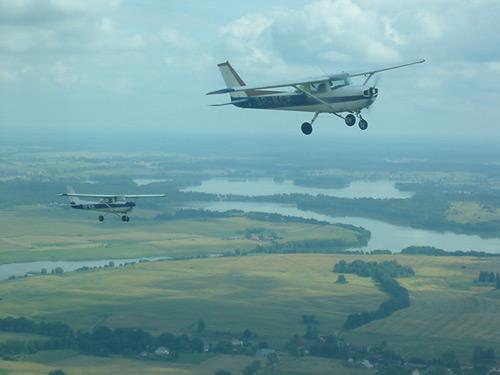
[0,317,203,359]
[155,208,331,226]
[332,260,414,330]
[401,246,500,257]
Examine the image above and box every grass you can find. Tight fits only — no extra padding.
[0,253,499,364]
[0,353,373,375]
[447,201,500,224]
[0,254,384,342]
[0,332,48,343]
[0,206,360,264]
[344,254,500,360]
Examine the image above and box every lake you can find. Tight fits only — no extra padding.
[181,201,500,253]
[182,178,414,199]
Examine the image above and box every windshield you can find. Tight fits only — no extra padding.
[330,78,349,89]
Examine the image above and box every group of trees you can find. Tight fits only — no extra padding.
[287,322,498,375]
[477,271,500,288]
[155,208,329,226]
[256,238,366,254]
[332,260,414,330]
[0,317,204,359]
[77,326,200,357]
[333,260,415,278]
[301,315,318,325]
[402,246,499,258]
[0,317,72,338]
[473,346,497,374]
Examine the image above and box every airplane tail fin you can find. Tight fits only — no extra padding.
[217,61,247,98]
[66,186,80,205]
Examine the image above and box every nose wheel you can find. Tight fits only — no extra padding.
[344,113,368,130]
[358,118,368,130]
[98,215,104,222]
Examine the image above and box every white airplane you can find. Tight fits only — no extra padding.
[207,59,425,135]
[58,190,165,222]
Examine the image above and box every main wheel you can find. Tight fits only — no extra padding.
[301,122,313,135]
[98,215,104,222]
[126,216,130,222]
[359,119,368,130]
[345,114,356,127]
[121,215,128,222]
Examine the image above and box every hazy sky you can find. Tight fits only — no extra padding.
[1,0,500,142]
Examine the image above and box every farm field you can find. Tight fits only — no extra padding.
[0,253,499,370]
[0,205,362,264]
[0,352,372,375]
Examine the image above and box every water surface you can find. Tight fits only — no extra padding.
[182,201,500,253]
[182,178,413,199]
[0,257,170,281]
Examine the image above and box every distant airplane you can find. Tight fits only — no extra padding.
[58,189,165,222]
[207,59,425,135]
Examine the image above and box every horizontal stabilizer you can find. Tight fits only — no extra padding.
[207,88,236,95]
[210,98,249,106]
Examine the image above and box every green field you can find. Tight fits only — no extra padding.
[0,205,361,264]
[1,253,499,369]
[0,352,372,375]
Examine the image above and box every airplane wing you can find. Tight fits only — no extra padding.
[122,194,166,199]
[207,59,425,95]
[206,76,332,95]
[347,58,426,78]
[59,193,166,199]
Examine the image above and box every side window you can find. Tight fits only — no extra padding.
[311,83,326,93]
[330,79,346,90]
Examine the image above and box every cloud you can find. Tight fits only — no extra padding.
[50,61,80,85]
[0,0,120,24]
[160,27,196,50]
[0,68,17,82]
[217,0,405,78]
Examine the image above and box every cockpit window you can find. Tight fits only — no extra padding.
[311,82,327,93]
[330,78,349,90]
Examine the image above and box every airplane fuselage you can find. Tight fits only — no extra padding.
[232,85,377,114]
[70,201,135,214]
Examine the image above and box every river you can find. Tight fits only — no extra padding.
[181,201,500,253]
[0,257,170,281]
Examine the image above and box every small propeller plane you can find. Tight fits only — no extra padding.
[58,189,165,222]
[207,59,425,135]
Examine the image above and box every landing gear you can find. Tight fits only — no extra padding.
[358,118,368,130]
[301,122,312,135]
[98,215,104,222]
[345,114,356,127]
[301,112,320,135]
[121,215,130,222]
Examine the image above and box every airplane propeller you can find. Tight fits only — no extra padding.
[366,74,382,115]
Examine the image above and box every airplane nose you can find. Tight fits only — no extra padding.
[363,87,378,97]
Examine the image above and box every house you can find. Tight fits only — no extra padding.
[359,359,374,369]
[231,339,243,347]
[154,346,170,356]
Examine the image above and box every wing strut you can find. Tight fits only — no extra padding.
[292,85,340,115]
